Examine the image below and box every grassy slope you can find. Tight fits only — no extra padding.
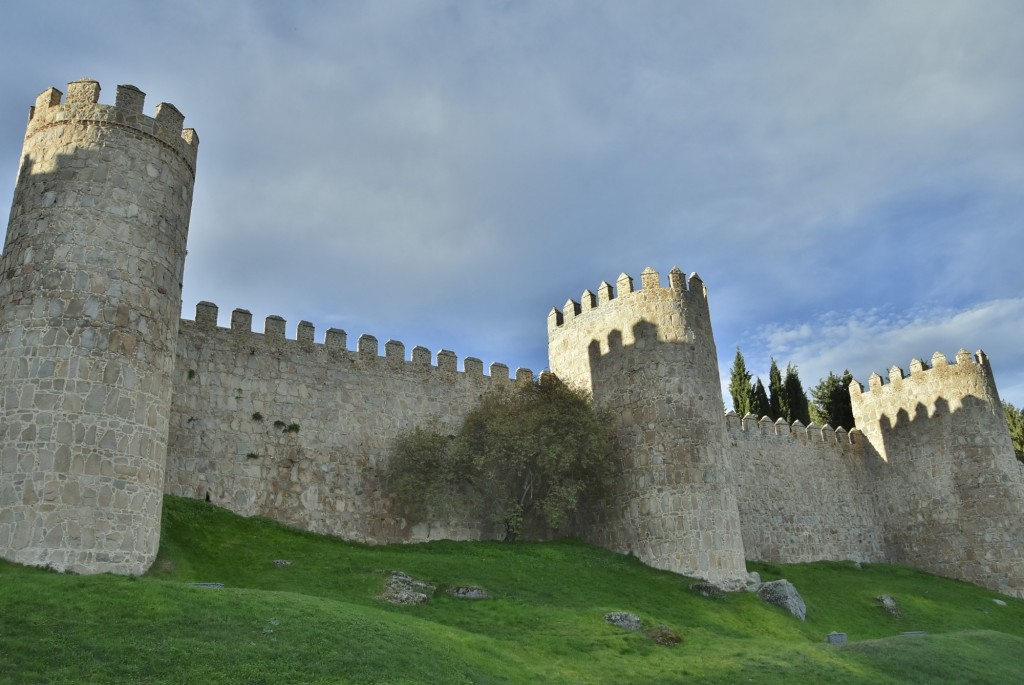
[0,496,1021,684]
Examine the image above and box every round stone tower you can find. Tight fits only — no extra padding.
[547,267,747,588]
[851,350,1024,597]
[0,79,198,574]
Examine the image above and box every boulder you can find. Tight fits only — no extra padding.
[757,579,806,621]
[604,611,644,631]
[447,585,491,600]
[875,594,902,619]
[379,571,436,605]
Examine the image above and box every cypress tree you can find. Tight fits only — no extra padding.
[768,358,784,421]
[727,348,754,416]
[751,377,771,418]
[783,363,811,425]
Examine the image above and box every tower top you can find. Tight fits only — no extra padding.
[546,266,707,333]
[25,78,199,174]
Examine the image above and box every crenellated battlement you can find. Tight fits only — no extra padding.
[850,348,996,399]
[547,266,707,333]
[185,301,533,382]
[24,79,198,173]
[547,266,717,397]
[724,410,860,447]
[849,347,1003,456]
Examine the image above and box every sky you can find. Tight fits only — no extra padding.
[1,1,1022,408]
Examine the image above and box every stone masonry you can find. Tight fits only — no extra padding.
[0,80,197,574]
[2,80,1023,597]
[850,351,1024,596]
[547,268,747,589]
[166,301,532,543]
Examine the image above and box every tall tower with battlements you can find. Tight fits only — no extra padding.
[851,350,1024,597]
[0,79,198,574]
[548,267,748,588]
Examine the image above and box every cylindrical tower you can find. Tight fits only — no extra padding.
[547,267,747,589]
[0,79,198,574]
[851,350,1024,598]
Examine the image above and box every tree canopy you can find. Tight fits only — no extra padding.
[729,348,851,427]
[385,377,618,541]
[1004,401,1024,463]
[810,370,856,429]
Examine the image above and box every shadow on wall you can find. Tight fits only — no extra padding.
[0,138,192,573]
[573,318,749,588]
[585,318,724,471]
[864,393,1024,597]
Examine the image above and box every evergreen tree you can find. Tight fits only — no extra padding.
[783,363,811,425]
[728,348,754,415]
[751,377,771,418]
[809,370,856,429]
[1004,401,1024,463]
[767,358,784,421]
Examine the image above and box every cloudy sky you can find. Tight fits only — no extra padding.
[2,1,1022,407]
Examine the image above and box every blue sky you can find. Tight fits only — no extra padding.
[2,1,1022,407]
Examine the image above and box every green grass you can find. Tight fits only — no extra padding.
[1,496,1022,684]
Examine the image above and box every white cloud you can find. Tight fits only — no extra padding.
[726,298,1024,407]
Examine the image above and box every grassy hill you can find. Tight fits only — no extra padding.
[1,496,1022,684]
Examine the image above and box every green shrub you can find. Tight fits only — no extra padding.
[386,376,617,540]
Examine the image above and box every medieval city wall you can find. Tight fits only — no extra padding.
[4,79,1024,597]
[851,351,1024,597]
[165,302,532,544]
[727,414,886,564]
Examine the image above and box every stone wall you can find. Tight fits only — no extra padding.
[547,268,747,589]
[0,80,197,574]
[165,302,532,543]
[3,78,1024,598]
[727,414,885,564]
[852,351,1024,598]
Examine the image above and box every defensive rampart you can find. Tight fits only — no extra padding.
[728,415,885,564]
[165,302,532,543]
[3,79,1024,597]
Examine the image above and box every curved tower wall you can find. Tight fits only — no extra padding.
[851,350,1024,597]
[547,267,747,588]
[0,80,198,574]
